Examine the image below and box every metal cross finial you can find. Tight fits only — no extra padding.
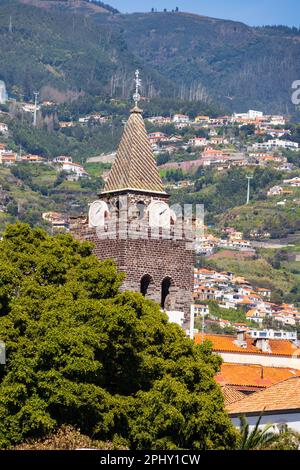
[133,69,142,107]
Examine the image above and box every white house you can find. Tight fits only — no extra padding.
[253,139,299,151]
[62,162,88,178]
[53,156,73,164]
[188,137,209,147]
[0,122,8,134]
[195,332,300,369]
[249,329,297,341]
[283,177,300,187]
[194,304,210,318]
[172,114,190,124]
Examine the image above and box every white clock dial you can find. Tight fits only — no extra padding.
[88,201,109,228]
[148,201,170,228]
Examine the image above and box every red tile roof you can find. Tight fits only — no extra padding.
[194,333,300,357]
[221,386,245,405]
[216,363,300,390]
[227,377,300,415]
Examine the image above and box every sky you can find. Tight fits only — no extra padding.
[107,0,300,27]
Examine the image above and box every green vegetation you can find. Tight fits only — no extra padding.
[7,115,124,160]
[0,1,136,102]
[169,167,283,225]
[95,11,300,113]
[0,223,237,449]
[0,163,104,231]
[238,415,277,450]
[207,302,247,324]
[1,1,299,112]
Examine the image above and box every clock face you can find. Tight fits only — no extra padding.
[88,200,109,228]
[148,201,170,228]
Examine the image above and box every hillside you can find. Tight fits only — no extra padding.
[18,0,119,15]
[0,1,300,112]
[0,0,169,103]
[95,12,300,113]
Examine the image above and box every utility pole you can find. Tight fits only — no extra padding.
[246,176,253,205]
[33,92,39,127]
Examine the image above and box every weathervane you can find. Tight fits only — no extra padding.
[133,69,142,107]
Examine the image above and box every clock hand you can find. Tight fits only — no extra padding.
[159,209,167,216]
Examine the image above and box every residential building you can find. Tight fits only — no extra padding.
[194,285,216,301]
[194,331,300,369]
[42,212,68,231]
[188,137,209,147]
[148,132,166,145]
[62,162,88,178]
[246,308,266,324]
[249,329,297,341]
[59,121,76,128]
[194,304,210,318]
[283,177,300,187]
[194,115,210,123]
[53,156,73,164]
[22,103,40,113]
[0,151,17,164]
[268,185,284,196]
[216,363,300,394]
[0,122,8,134]
[253,139,299,151]
[172,114,190,124]
[21,154,44,162]
[227,377,300,432]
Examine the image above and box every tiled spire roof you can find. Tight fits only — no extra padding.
[103,106,166,194]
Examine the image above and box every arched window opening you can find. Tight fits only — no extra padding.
[161,277,172,309]
[140,274,152,297]
[137,201,146,219]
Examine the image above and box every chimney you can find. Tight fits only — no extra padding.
[235,330,247,348]
[255,338,271,354]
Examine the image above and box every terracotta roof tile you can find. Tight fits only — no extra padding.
[216,363,300,389]
[103,107,165,194]
[222,386,245,405]
[227,377,300,414]
[194,333,300,357]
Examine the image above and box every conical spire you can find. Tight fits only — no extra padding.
[103,74,166,195]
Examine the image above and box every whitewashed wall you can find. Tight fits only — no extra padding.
[231,412,300,433]
[219,352,300,370]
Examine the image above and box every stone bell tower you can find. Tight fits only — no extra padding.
[77,71,195,329]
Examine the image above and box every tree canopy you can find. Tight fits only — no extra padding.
[0,223,237,449]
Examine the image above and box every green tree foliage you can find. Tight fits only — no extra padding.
[238,414,277,450]
[207,301,247,324]
[0,223,237,449]
[94,12,300,113]
[0,2,133,101]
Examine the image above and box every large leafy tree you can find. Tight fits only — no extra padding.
[0,223,237,449]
